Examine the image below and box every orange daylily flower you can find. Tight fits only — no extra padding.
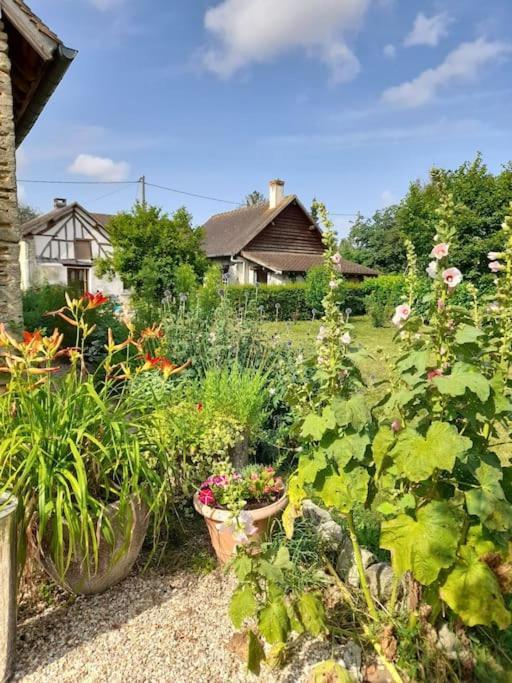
[140,324,164,340]
[81,292,108,310]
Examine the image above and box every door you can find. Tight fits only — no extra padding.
[67,267,89,292]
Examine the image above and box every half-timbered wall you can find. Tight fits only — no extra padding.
[20,206,125,297]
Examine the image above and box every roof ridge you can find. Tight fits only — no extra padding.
[206,195,297,222]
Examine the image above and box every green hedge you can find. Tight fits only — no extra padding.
[225,277,406,321]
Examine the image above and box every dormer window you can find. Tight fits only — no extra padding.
[75,239,92,261]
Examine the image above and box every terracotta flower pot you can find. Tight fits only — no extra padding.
[39,495,149,595]
[193,493,288,564]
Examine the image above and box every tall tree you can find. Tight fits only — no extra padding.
[245,190,266,206]
[0,21,23,328]
[18,203,39,224]
[95,203,208,303]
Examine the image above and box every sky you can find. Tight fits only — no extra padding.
[17,0,512,236]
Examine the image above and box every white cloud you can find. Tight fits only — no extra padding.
[69,154,130,181]
[202,0,370,83]
[404,12,452,48]
[383,44,396,58]
[382,38,511,108]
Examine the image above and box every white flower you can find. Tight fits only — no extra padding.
[431,243,449,260]
[329,280,339,289]
[426,261,438,278]
[217,511,257,545]
[442,267,463,288]
[341,332,351,345]
[488,251,503,261]
[489,261,505,273]
[392,304,411,327]
[316,325,327,342]
[269,387,276,396]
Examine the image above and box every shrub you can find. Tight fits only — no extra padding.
[226,284,311,320]
[174,263,198,301]
[305,265,330,312]
[198,264,222,315]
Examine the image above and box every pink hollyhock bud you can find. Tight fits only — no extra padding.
[437,299,445,311]
[489,261,505,273]
[341,332,351,345]
[391,419,402,433]
[392,304,411,327]
[331,253,342,269]
[427,368,443,381]
[431,243,449,260]
[443,267,463,289]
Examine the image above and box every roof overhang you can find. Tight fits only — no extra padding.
[1,0,77,146]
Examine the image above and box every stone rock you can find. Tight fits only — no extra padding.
[278,638,362,683]
[339,640,362,682]
[436,623,458,660]
[363,663,394,683]
[336,536,376,587]
[365,563,395,603]
[302,500,345,550]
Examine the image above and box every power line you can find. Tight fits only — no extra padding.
[18,179,138,185]
[145,181,240,206]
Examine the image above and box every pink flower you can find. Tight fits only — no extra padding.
[391,419,402,433]
[331,253,343,272]
[442,267,463,289]
[489,261,505,273]
[437,299,445,311]
[488,251,503,261]
[198,487,216,506]
[427,368,443,381]
[426,261,438,279]
[392,304,411,327]
[431,243,449,260]
[341,332,351,345]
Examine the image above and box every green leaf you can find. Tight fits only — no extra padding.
[297,593,326,637]
[230,585,257,629]
[434,365,490,403]
[258,597,290,645]
[465,461,512,532]
[381,501,462,585]
[396,350,429,376]
[247,630,266,675]
[317,466,369,514]
[301,407,336,441]
[455,324,483,345]
[233,553,252,581]
[372,426,395,475]
[299,451,327,484]
[258,560,284,583]
[440,547,511,629]
[332,395,372,432]
[273,546,293,570]
[309,661,353,683]
[392,422,472,482]
[326,432,370,468]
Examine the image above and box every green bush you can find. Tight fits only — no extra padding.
[226,284,311,320]
[305,265,330,313]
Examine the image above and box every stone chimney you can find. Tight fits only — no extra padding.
[53,198,67,209]
[269,179,285,209]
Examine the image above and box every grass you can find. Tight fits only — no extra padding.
[262,316,397,388]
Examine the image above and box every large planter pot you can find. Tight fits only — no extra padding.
[0,494,18,683]
[193,493,288,564]
[39,496,149,595]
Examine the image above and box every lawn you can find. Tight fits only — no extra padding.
[262,316,397,389]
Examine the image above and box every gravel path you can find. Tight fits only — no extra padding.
[14,567,273,683]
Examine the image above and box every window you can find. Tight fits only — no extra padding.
[75,239,92,261]
[256,268,268,285]
[67,268,89,292]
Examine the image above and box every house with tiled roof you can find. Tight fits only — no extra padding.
[19,199,126,298]
[202,180,378,285]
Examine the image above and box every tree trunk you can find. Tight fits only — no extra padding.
[0,18,23,330]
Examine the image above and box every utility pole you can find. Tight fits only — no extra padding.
[139,175,146,208]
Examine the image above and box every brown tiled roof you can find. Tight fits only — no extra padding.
[9,0,61,43]
[22,203,112,236]
[242,251,378,276]
[203,196,298,257]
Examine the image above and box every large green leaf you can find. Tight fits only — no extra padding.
[297,593,326,637]
[455,325,483,345]
[299,451,327,484]
[372,426,395,475]
[317,466,369,514]
[258,597,290,644]
[301,407,336,441]
[434,364,490,403]
[381,501,462,584]
[440,547,511,629]
[392,422,472,482]
[465,461,512,532]
[247,631,266,675]
[326,432,370,468]
[229,585,257,629]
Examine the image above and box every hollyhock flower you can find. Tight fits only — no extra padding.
[427,368,443,381]
[317,326,327,342]
[341,332,351,345]
[488,251,503,261]
[489,261,505,273]
[217,512,257,544]
[443,267,463,289]
[426,261,438,279]
[391,419,402,433]
[331,253,343,270]
[437,299,445,311]
[329,280,339,290]
[392,304,411,327]
[431,243,449,260]
[489,302,501,313]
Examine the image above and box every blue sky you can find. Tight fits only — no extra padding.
[18,0,512,236]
